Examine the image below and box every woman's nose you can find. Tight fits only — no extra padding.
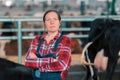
[50,19,54,24]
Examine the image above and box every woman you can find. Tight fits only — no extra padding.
[25,10,72,80]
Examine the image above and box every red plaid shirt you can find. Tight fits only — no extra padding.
[25,32,71,80]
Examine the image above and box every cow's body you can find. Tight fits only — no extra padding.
[0,58,33,80]
[83,18,120,80]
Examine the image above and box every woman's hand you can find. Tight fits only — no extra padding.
[28,53,37,59]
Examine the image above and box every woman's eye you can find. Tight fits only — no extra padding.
[45,19,50,21]
[54,18,58,20]
[45,18,59,22]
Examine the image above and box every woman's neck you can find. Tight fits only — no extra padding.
[45,31,58,43]
[47,31,58,38]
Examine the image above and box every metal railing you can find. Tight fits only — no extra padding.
[0,15,120,63]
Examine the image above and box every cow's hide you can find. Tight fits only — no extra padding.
[66,33,83,54]
[71,38,83,54]
[81,18,120,80]
[5,40,31,55]
[0,58,33,80]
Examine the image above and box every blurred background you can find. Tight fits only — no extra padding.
[0,0,120,16]
[0,0,120,80]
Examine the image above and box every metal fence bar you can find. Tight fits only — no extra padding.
[0,28,90,32]
[17,20,22,63]
[0,15,120,22]
[0,28,90,40]
[0,35,89,40]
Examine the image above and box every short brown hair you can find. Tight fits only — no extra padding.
[43,10,61,22]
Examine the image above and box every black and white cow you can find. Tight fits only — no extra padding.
[0,58,33,80]
[80,18,120,80]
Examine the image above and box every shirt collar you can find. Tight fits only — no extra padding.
[41,32,61,40]
[54,32,61,40]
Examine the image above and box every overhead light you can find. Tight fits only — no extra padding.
[5,0,13,7]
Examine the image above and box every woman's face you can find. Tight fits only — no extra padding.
[44,12,61,33]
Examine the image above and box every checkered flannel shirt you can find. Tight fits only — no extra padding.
[25,32,71,80]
